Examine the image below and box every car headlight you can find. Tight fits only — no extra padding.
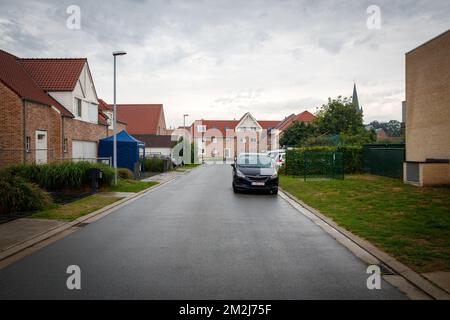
[236,170,246,178]
[271,172,278,179]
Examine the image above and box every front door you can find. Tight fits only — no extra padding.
[35,130,47,164]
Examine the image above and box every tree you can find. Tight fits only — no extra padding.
[279,121,316,147]
[315,96,364,135]
[369,120,402,137]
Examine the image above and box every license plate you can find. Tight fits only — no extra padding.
[251,182,265,186]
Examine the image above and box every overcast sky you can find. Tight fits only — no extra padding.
[1,0,449,128]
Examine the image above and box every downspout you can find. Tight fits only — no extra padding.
[22,99,26,164]
[61,116,65,160]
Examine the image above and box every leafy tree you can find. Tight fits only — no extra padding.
[315,96,364,135]
[279,121,316,147]
[369,120,402,137]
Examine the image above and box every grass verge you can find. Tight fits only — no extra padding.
[280,174,450,273]
[103,179,158,193]
[31,195,122,221]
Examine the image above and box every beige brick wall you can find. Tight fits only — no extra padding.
[421,163,450,186]
[405,30,450,162]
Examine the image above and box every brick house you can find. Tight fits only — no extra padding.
[274,111,316,145]
[403,30,450,186]
[190,112,281,160]
[0,49,120,167]
[114,104,168,135]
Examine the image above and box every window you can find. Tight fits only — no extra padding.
[197,125,206,133]
[76,98,82,117]
[63,138,68,153]
[26,136,30,152]
[250,137,257,142]
[212,136,217,143]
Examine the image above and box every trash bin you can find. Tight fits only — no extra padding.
[87,168,103,193]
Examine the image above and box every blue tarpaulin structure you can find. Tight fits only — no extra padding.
[98,130,145,172]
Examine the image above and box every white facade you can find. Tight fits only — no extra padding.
[145,147,171,156]
[48,63,99,124]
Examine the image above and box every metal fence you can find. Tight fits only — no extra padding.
[362,144,405,179]
[285,150,344,181]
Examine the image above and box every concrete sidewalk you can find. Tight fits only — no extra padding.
[0,219,66,253]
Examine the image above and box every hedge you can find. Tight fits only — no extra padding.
[284,145,363,175]
[118,168,135,180]
[143,158,165,172]
[1,161,114,191]
[0,174,52,214]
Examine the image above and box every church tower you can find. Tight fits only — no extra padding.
[352,83,363,113]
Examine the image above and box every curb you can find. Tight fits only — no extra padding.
[0,172,183,264]
[279,187,450,300]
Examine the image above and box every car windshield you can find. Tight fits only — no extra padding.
[237,154,273,168]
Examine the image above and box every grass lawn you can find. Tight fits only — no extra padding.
[103,179,158,193]
[280,174,450,273]
[31,195,122,221]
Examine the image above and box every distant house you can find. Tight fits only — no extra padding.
[113,104,168,135]
[191,112,281,159]
[274,111,316,137]
[133,134,172,157]
[0,49,118,167]
[404,30,450,186]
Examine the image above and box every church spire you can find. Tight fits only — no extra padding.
[352,83,362,113]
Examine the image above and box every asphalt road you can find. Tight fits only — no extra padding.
[0,165,406,299]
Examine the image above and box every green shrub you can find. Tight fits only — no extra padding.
[1,161,114,190]
[0,174,52,214]
[143,158,164,172]
[118,168,134,180]
[284,145,363,176]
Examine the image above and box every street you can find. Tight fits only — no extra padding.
[0,165,406,299]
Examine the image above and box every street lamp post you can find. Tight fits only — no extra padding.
[112,50,127,186]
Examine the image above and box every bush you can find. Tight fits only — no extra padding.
[118,168,134,180]
[284,145,363,176]
[143,158,164,172]
[1,161,114,191]
[0,174,52,214]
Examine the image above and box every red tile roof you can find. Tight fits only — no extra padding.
[116,104,164,134]
[294,110,316,122]
[18,58,87,91]
[0,50,73,117]
[275,110,315,132]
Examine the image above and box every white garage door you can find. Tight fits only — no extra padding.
[72,140,97,161]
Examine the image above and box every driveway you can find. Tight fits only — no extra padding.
[0,165,406,299]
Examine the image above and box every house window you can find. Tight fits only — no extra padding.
[26,136,31,152]
[76,98,82,117]
[212,136,217,143]
[197,125,206,133]
[63,138,68,153]
[250,138,257,142]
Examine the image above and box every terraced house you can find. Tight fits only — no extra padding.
[0,49,122,167]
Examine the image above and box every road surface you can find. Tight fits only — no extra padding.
[0,165,405,299]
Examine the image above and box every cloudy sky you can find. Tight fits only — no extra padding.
[1,0,449,128]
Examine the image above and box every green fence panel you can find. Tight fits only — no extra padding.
[362,144,405,179]
[285,150,344,180]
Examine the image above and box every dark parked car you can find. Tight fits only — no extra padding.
[231,153,279,194]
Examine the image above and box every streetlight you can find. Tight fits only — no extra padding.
[113,50,127,186]
[183,114,189,163]
[183,114,189,129]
